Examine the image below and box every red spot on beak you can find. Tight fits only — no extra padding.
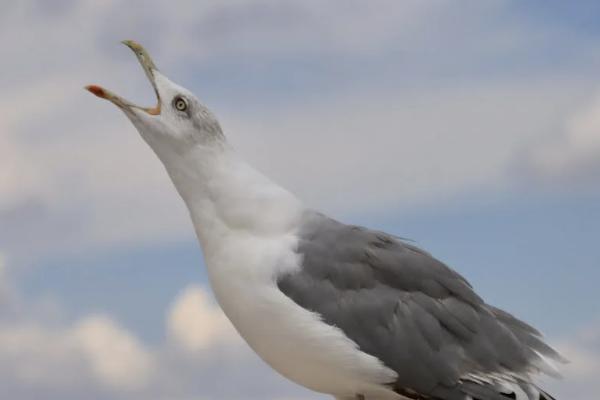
[85,85,107,99]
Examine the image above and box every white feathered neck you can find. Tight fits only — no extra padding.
[157,142,304,249]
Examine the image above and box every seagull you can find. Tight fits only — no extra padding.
[86,41,565,400]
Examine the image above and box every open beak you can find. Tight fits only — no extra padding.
[86,40,161,115]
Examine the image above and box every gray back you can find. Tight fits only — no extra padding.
[277,211,563,399]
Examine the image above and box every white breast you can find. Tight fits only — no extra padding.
[202,230,399,399]
[166,149,400,399]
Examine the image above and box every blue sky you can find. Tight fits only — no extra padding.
[1,1,600,399]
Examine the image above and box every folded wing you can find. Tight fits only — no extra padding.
[278,211,565,399]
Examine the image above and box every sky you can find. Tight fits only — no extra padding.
[1,1,600,399]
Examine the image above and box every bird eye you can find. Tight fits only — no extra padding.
[173,96,188,112]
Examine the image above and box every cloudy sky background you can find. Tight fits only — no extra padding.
[1,1,600,399]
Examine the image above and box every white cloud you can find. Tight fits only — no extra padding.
[226,79,585,216]
[0,271,316,400]
[167,285,240,351]
[1,279,598,400]
[0,256,155,395]
[0,251,597,400]
[0,323,82,389]
[0,316,154,394]
[0,0,597,268]
[72,315,156,390]
[4,2,597,399]
[540,324,600,400]
[526,92,600,185]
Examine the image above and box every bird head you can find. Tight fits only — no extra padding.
[86,41,223,158]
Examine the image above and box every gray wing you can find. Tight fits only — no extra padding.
[278,211,565,400]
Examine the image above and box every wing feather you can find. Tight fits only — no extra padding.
[277,211,564,399]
